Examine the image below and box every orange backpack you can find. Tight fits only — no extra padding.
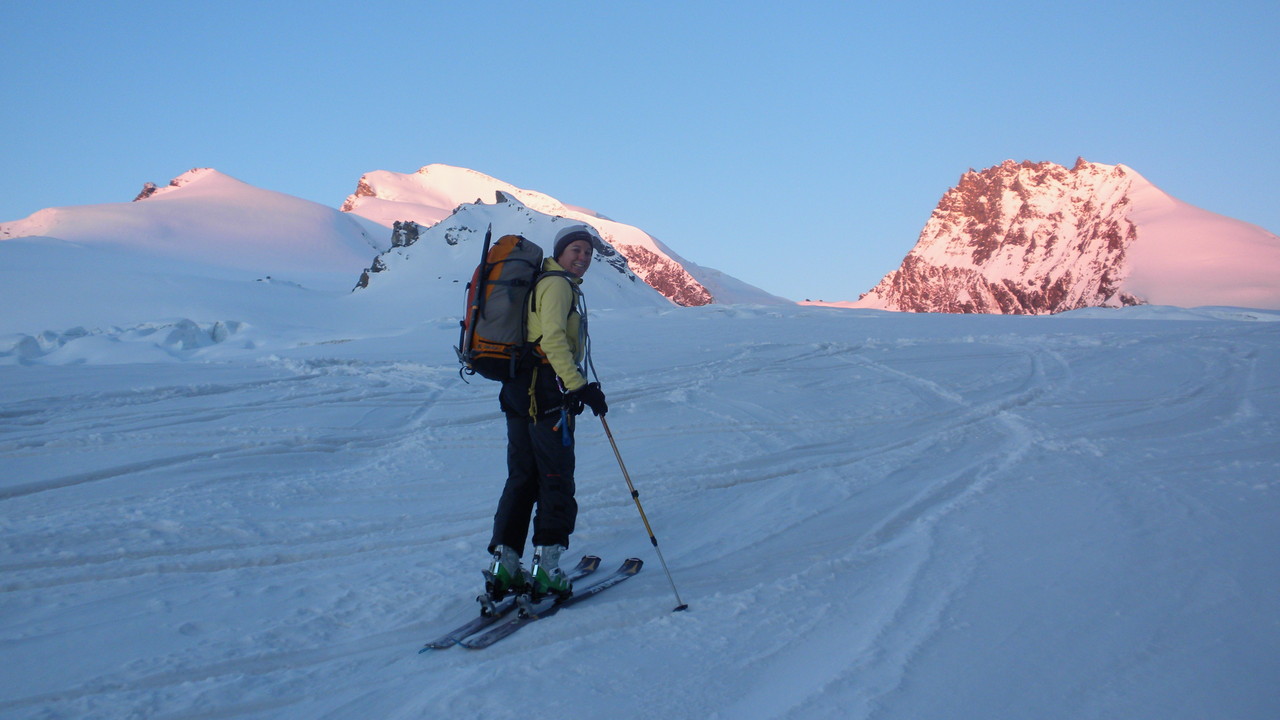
[456,228,576,381]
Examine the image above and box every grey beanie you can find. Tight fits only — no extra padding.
[553,225,598,260]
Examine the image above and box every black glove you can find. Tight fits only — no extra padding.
[568,382,608,417]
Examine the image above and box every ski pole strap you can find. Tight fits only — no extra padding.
[559,406,572,447]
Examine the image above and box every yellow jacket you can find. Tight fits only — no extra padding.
[528,258,587,392]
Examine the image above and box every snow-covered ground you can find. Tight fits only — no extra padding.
[2,290,1278,718]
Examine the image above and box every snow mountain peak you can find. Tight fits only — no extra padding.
[133,168,240,202]
[340,163,564,225]
[854,158,1280,313]
[341,164,787,307]
[350,191,672,312]
[1,168,384,279]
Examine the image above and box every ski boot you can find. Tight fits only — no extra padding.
[527,544,573,604]
[478,545,527,617]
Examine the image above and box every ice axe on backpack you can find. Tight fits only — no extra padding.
[599,414,689,612]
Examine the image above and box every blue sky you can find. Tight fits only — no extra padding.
[3,1,1277,301]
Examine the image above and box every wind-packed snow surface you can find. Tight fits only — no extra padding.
[2,292,1278,718]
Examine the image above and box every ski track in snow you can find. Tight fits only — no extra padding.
[1,308,1278,719]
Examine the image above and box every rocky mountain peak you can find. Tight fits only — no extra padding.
[339,178,375,212]
[856,158,1145,314]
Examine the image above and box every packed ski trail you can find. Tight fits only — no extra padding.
[2,305,1278,719]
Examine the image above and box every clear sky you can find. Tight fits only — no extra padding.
[3,1,1277,302]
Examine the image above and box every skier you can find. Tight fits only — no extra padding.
[485,225,608,606]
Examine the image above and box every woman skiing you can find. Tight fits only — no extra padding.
[483,224,607,610]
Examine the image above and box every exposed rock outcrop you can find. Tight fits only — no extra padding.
[857,159,1148,314]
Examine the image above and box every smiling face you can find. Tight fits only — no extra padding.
[556,239,593,278]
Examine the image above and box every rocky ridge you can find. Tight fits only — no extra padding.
[857,158,1146,314]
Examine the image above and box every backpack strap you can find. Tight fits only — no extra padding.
[528,270,579,316]
[524,271,586,379]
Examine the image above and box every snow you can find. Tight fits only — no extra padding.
[1124,169,1280,309]
[343,164,787,306]
[2,177,1280,719]
[346,165,568,222]
[0,169,386,287]
[848,160,1280,313]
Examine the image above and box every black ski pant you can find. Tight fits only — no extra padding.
[490,369,577,556]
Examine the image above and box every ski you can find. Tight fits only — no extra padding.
[419,554,601,652]
[459,557,643,650]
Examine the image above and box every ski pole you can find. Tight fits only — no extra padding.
[599,415,689,612]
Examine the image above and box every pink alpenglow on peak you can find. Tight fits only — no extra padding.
[845,159,1280,313]
[1,168,383,279]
